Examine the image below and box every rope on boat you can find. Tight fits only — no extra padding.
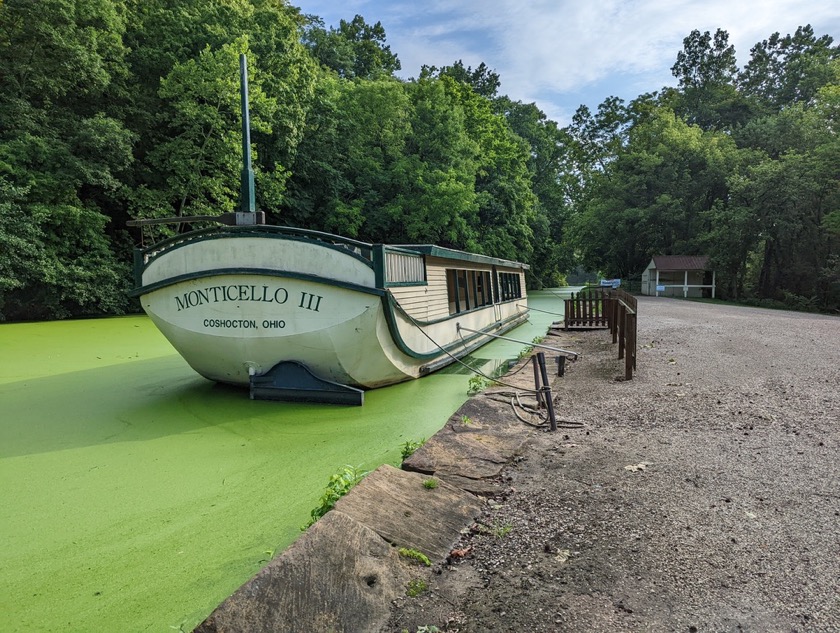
[516,303,564,318]
[456,324,579,360]
[399,303,541,396]
[397,295,584,429]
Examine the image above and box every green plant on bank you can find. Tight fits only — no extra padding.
[302,465,367,530]
[477,520,513,538]
[517,345,534,361]
[491,521,513,538]
[460,414,474,426]
[422,477,438,490]
[406,578,429,597]
[467,374,491,395]
[517,335,546,362]
[258,548,275,564]
[398,547,432,566]
[401,627,440,633]
[400,438,426,461]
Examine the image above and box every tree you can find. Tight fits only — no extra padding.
[739,25,840,113]
[420,60,501,99]
[121,0,317,230]
[570,107,738,278]
[141,39,278,220]
[0,0,132,319]
[670,28,750,129]
[565,96,630,186]
[283,77,416,240]
[303,14,400,79]
[497,97,575,286]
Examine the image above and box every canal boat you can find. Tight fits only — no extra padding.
[128,55,529,404]
[130,226,529,404]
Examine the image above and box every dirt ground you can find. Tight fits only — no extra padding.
[383,297,840,633]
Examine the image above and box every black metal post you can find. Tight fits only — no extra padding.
[537,353,557,432]
[532,356,544,409]
[239,54,255,215]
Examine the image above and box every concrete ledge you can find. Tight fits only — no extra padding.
[194,466,483,633]
[335,464,482,562]
[402,396,530,487]
[194,362,552,632]
[194,509,408,633]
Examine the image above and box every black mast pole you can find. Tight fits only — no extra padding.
[239,54,257,219]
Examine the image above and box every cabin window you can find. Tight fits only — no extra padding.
[385,251,425,284]
[475,271,493,307]
[498,272,522,301]
[447,268,493,314]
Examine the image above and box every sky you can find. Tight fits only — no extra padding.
[292,0,840,125]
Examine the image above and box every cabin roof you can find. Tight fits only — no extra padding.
[396,244,529,270]
[650,255,710,271]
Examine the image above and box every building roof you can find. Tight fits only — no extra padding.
[651,255,710,271]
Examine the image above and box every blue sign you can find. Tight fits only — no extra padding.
[600,279,621,288]
[656,285,665,292]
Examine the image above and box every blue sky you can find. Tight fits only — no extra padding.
[293,0,840,125]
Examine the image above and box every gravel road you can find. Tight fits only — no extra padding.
[385,297,840,633]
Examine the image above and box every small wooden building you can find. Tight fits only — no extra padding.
[641,256,715,298]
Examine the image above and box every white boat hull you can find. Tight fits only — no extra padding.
[133,227,529,391]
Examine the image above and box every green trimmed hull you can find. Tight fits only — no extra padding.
[132,227,529,389]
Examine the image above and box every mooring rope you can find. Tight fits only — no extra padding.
[396,294,584,429]
[483,391,586,429]
[397,301,541,395]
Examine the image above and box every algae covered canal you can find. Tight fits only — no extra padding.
[0,290,570,632]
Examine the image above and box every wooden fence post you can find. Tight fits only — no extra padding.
[625,311,637,380]
[617,303,626,360]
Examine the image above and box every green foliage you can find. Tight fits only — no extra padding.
[147,37,278,218]
[2,5,838,319]
[567,26,840,312]
[400,438,426,461]
[405,578,429,598]
[302,465,367,530]
[467,374,490,396]
[303,14,401,79]
[517,344,535,361]
[739,25,840,114]
[422,478,438,490]
[492,522,513,538]
[398,547,432,566]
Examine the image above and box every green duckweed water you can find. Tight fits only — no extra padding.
[0,291,569,632]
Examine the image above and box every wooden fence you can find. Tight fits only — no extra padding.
[564,287,609,329]
[564,287,638,380]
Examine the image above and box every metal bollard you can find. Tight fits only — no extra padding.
[536,353,557,432]
[532,355,544,409]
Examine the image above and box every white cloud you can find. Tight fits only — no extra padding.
[296,0,840,122]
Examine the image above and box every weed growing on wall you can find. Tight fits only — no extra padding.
[400,438,426,461]
[302,465,367,530]
[398,547,432,566]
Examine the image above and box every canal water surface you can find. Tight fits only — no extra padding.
[0,291,570,632]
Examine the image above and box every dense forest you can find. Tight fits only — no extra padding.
[1,0,838,320]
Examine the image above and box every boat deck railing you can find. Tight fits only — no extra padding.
[135,224,377,267]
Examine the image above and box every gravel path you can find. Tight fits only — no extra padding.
[385,297,840,633]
